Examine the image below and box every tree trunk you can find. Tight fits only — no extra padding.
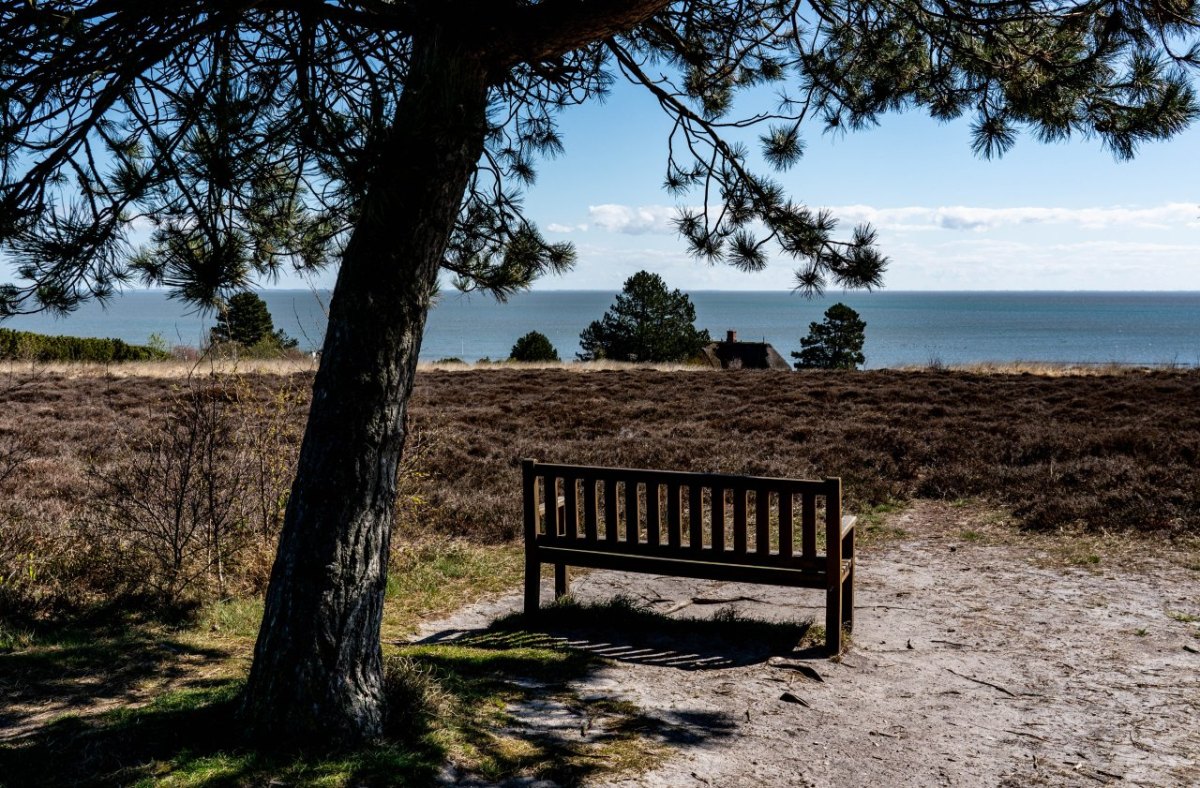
[240,33,490,746]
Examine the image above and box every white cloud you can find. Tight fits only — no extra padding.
[575,202,1200,235]
[546,222,588,233]
[830,203,1200,232]
[587,204,679,234]
[881,237,1200,290]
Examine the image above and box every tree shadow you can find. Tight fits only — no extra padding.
[0,677,445,787]
[0,624,231,739]
[389,640,738,786]
[0,609,742,787]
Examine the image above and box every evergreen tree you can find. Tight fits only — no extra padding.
[3,0,1196,745]
[212,292,272,346]
[578,272,710,362]
[211,292,298,351]
[793,303,867,370]
[510,331,560,362]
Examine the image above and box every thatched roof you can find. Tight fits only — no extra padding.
[695,332,791,370]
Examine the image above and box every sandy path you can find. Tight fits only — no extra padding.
[414,501,1199,787]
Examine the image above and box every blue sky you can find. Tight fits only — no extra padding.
[504,77,1200,292]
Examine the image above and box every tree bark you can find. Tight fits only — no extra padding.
[239,32,490,746]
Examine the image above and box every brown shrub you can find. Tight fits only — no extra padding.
[0,371,306,617]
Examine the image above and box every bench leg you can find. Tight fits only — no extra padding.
[524,556,541,615]
[842,564,854,633]
[554,563,569,600]
[826,584,842,655]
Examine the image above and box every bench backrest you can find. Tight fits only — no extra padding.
[523,459,842,572]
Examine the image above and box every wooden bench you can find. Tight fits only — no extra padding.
[522,459,855,654]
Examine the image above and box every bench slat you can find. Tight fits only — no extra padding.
[625,481,640,544]
[542,475,558,542]
[732,487,747,555]
[712,485,725,552]
[535,462,830,496]
[603,479,618,544]
[532,534,831,572]
[666,482,682,549]
[583,479,598,542]
[646,482,660,547]
[779,491,793,558]
[535,545,848,588]
[802,493,817,558]
[755,488,770,556]
[563,477,578,541]
[688,484,703,552]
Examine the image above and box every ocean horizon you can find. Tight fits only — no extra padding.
[2,289,1198,369]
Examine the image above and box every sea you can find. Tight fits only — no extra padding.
[3,290,1198,369]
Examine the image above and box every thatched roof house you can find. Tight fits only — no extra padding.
[695,330,791,370]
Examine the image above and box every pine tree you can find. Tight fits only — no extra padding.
[211,292,298,351]
[793,303,867,370]
[211,292,273,347]
[3,0,1196,746]
[510,331,560,362]
[578,271,710,362]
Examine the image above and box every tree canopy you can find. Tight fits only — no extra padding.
[3,0,1197,748]
[793,302,867,370]
[5,0,1196,314]
[578,271,711,362]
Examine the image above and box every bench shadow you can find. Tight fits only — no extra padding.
[415,596,813,670]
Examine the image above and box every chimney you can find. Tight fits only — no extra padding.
[726,330,738,343]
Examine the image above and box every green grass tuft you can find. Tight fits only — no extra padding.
[197,597,264,639]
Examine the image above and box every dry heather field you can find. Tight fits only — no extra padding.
[2,364,1199,785]
[1,363,1198,621]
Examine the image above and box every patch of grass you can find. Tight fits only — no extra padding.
[1134,628,1148,637]
[1,630,665,787]
[0,622,35,652]
[960,529,983,542]
[1168,611,1199,624]
[383,538,523,638]
[3,595,683,785]
[0,679,444,787]
[857,500,910,545]
[196,597,264,640]
[386,636,675,784]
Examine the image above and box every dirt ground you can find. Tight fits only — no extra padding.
[413,501,1200,787]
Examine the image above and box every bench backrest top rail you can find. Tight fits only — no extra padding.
[528,460,832,496]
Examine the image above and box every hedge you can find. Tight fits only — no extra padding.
[0,327,170,362]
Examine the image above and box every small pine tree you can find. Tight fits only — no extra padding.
[510,331,560,362]
[792,303,866,370]
[211,292,297,350]
[578,271,710,362]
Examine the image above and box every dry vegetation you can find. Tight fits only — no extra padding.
[1,365,1197,623]
[410,367,1200,540]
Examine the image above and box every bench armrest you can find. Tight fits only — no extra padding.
[840,515,857,540]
